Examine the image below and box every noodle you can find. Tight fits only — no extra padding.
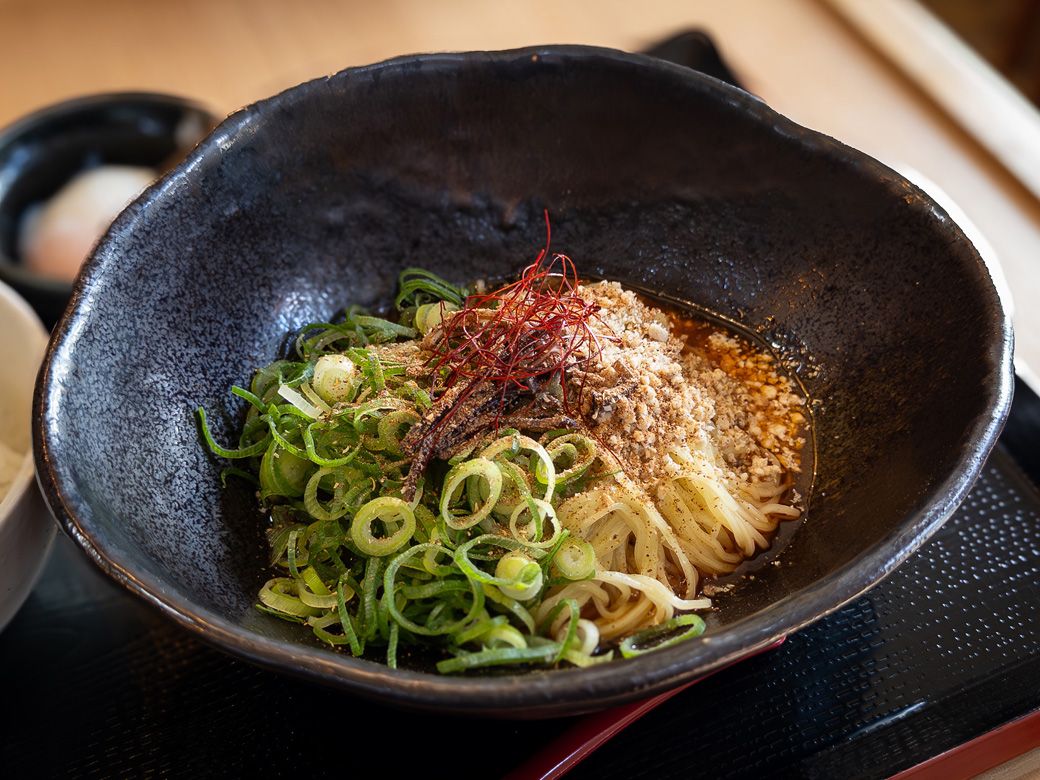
[551,435,795,635]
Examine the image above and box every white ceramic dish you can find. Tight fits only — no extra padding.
[0,278,52,631]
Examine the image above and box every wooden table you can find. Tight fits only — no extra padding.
[2,0,1037,378]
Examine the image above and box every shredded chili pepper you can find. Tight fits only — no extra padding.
[425,212,611,426]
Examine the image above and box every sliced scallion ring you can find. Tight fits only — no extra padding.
[541,433,597,484]
[619,614,706,659]
[494,552,544,601]
[552,537,596,581]
[303,466,351,521]
[440,457,502,530]
[260,442,314,499]
[480,434,556,502]
[258,577,322,618]
[350,496,416,556]
[313,354,357,404]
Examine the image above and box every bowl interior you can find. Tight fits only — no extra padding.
[36,48,1011,715]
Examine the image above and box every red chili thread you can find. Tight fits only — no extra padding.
[425,211,613,434]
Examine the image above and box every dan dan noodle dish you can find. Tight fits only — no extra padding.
[199,232,807,674]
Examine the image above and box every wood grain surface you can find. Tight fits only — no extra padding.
[1,0,1038,375]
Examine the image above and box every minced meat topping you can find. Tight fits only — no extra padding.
[577,281,806,489]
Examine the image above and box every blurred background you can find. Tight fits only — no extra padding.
[923,0,1040,103]
[1,0,1038,369]
[0,0,1038,126]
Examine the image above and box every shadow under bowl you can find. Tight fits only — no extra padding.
[33,46,1013,717]
[0,93,217,328]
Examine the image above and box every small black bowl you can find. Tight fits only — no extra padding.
[0,93,217,328]
[34,47,1013,717]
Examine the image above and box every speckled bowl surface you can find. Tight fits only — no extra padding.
[34,46,1013,717]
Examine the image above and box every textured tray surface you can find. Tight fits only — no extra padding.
[571,444,1040,779]
[3,439,1038,778]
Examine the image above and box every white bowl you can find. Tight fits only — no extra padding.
[0,279,52,631]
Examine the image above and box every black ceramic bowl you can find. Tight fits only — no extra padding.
[34,47,1013,717]
[0,93,217,328]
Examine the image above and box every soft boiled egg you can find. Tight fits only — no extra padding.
[19,165,155,282]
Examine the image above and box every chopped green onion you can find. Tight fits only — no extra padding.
[508,498,562,549]
[394,268,465,311]
[329,576,363,656]
[494,552,544,601]
[383,545,485,637]
[376,409,420,456]
[553,537,596,581]
[549,600,580,664]
[203,266,719,676]
[387,623,400,669]
[482,584,536,634]
[302,422,360,468]
[219,466,259,487]
[230,385,266,412]
[299,382,332,414]
[436,644,558,673]
[541,433,597,484]
[260,442,313,499]
[619,614,706,659]
[479,434,556,503]
[259,578,322,618]
[313,354,357,404]
[197,407,270,459]
[440,458,502,530]
[302,467,351,521]
[414,302,459,334]
[277,384,322,419]
[350,497,416,556]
